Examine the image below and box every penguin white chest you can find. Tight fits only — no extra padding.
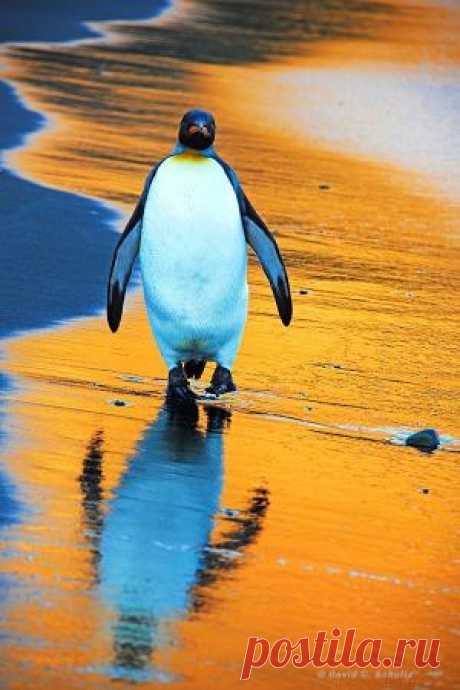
[140,153,248,368]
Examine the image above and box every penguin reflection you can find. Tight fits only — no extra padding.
[100,402,227,679]
[79,403,270,679]
[79,429,104,584]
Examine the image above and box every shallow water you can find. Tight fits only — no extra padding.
[0,1,459,688]
[264,65,460,200]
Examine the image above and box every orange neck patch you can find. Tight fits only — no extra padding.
[172,150,210,164]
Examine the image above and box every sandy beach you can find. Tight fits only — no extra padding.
[0,1,459,688]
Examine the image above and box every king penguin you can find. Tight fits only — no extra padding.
[107,109,292,402]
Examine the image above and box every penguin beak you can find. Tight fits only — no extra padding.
[188,124,210,137]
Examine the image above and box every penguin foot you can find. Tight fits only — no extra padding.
[205,365,237,397]
[184,358,206,380]
[167,365,197,405]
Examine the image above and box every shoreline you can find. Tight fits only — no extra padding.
[0,1,169,341]
[0,1,171,45]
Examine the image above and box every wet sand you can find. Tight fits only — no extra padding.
[1,1,459,688]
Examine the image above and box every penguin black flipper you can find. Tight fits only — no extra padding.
[213,155,292,326]
[241,192,292,326]
[107,162,162,332]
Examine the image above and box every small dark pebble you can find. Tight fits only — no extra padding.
[405,428,440,453]
[419,488,430,495]
[111,399,127,407]
[222,508,240,518]
[299,289,310,295]
[120,374,145,384]
[319,184,330,190]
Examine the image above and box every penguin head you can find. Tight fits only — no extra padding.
[178,109,216,151]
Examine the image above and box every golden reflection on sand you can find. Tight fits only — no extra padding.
[302,0,460,66]
[1,0,460,687]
